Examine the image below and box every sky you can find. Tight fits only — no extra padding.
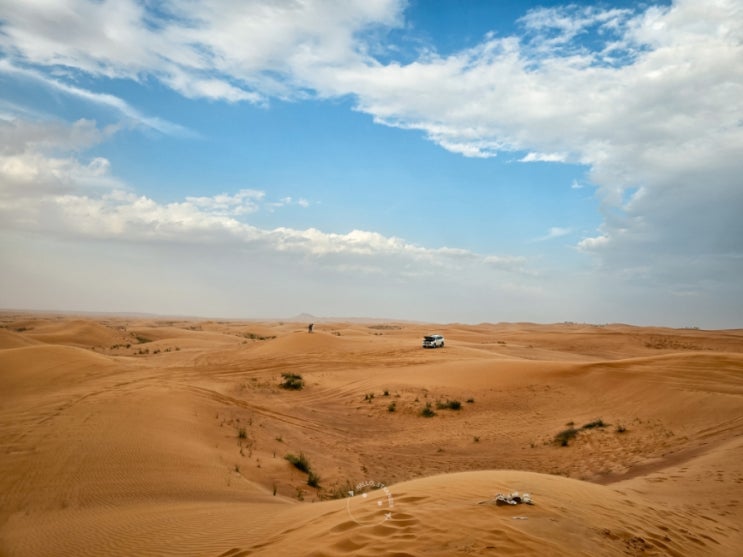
[0,0,741,327]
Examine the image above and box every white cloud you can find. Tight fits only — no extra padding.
[519,152,567,163]
[0,60,195,136]
[0,117,529,281]
[0,0,406,103]
[185,190,265,216]
[309,0,742,297]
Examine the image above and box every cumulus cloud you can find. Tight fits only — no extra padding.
[310,0,742,296]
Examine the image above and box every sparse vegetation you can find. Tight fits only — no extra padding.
[616,424,627,433]
[285,451,320,488]
[383,389,390,397]
[387,401,397,412]
[420,402,436,418]
[473,435,480,443]
[285,452,311,474]
[555,427,579,447]
[436,400,462,411]
[466,398,475,404]
[307,470,321,488]
[325,480,356,500]
[238,427,247,439]
[364,393,375,402]
[280,373,304,390]
[582,418,607,430]
[555,418,609,446]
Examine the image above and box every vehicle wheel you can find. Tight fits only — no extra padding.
[441,342,444,347]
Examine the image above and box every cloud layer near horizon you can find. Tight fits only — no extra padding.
[1,0,742,324]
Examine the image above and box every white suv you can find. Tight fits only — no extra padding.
[422,334,445,348]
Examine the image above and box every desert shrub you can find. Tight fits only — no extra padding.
[466,398,475,404]
[555,427,579,446]
[285,452,311,473]
[237,427,247,439]
[616,424,627,433]
[307,470,321,488]
[280,373,304,390]
[420,402,436,418]
[383,389,390,397]
[387,401,397,413]
[325,480,355,500]
[364,393,375,402]
[473,435,480,443]
[582,419,606,430]
[437,400,462,410]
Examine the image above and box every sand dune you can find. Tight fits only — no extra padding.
[1,315,742,556]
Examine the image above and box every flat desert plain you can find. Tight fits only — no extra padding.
[1,314,743,556]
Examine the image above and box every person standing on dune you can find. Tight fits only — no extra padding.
[308,323,314,333]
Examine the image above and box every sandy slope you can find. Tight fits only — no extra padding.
[1,314,742,556]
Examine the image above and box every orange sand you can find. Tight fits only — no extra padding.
[1,314,742,555]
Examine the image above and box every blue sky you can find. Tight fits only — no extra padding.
[1,0,741,327]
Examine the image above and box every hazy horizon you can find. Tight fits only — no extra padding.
[1,0,741,328]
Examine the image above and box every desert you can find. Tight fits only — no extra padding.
[1,313,742,556]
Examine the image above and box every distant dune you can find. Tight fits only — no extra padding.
[1,313,742,556]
